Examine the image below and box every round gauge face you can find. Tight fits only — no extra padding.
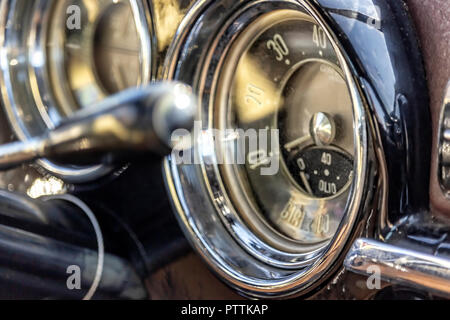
[217,10,356,247]
[47,0,151,115]
[93,2,142,94]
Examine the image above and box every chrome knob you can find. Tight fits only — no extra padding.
[310,112,336,146]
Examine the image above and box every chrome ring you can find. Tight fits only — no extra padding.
[41,194,104,300]
[164,0,374,298]
[438,81,450,196]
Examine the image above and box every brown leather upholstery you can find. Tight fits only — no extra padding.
[406,0,450,218]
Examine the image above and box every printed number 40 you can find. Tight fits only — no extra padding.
[313,25,327,49]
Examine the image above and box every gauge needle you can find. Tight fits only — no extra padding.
[300,172,314,196]
[284,135,311,152]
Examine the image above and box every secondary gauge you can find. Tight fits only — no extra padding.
[0,0,155,182]
[47,0,153,116]
[165,0,375,298]
[285,146,354,198]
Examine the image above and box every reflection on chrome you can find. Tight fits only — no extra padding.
[27,176,66,199]
[345,238,450,298]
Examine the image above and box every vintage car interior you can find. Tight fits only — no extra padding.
[0,0,448,300]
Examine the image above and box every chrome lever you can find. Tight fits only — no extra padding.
[0,83,196,171]
[344,238,450,297]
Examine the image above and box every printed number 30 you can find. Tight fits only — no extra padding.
[267,34,289,61]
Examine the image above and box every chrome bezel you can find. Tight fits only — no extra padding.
[164,0,370,298]
[438,81,450,196]
[0,0,155,183]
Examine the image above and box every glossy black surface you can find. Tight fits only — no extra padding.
[315,0,431,226]
[74,159,190,276]
[0,191,147,299]
[385,212,450,259]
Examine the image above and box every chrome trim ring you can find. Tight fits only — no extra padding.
[164,0,374,298]
[438,81,450,196]
[42,194,105,300]
[0,0,155,183]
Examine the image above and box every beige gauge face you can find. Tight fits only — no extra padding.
[47,0,150,115]
[217,11,356,247]
[93,1,142,94]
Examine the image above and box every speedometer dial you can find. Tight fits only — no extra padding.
[217,11,356,246]
[280,61,355,199]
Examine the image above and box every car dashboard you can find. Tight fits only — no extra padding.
[0,0,448,300]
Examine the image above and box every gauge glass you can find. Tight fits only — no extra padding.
[217,10,356,247]
[93,2,142,94]
[47,0,150,116]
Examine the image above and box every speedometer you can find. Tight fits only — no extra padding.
[216,10,356,247]
[165,0,375,298]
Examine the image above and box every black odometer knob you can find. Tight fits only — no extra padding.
[286,147,354,198]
